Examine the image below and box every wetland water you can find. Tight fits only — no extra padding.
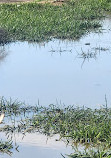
[0,132,73,158]
[0,18,111,108]
[0,18,111,157]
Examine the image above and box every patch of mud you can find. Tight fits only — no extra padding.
[0,0,33,3]
[0,0,66,6]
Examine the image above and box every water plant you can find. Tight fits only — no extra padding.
[1,98,111,156]
[0,140,13,155]
[1,99,111,146]
[67,149,111,158]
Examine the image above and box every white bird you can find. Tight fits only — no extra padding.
[0,113,4,124]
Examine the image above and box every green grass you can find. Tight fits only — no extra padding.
[67,149,111,158]
[1,98,111,155]
[0,140,13,155]
[25,106,111,147]
[0,28,10,44]
[1,100,111,147]
[0,0,111,43]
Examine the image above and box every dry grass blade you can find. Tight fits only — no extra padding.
[0,113,4,124]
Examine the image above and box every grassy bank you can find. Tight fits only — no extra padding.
[0,0,111,43]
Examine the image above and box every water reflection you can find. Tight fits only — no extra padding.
[0,132,73,158]
[0,47,8,63]
[0,18,111,108]
[0,17,111,158]
[0,110,73,158]
[76,46,111,68]
[1,103,110,158]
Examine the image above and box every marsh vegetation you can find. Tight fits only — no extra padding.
[1,98,111,157]
[0,0,111,157]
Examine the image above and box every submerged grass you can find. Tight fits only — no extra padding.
[1,100,111,146]
[1,98,111,156]
[0,140,13,155]
[25,106,111,147]
[67,149,111,158]
[0,0,111,43]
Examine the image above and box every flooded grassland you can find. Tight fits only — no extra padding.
[0,18,111,107]
[0,0,111,157]
[1,100,111,158]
